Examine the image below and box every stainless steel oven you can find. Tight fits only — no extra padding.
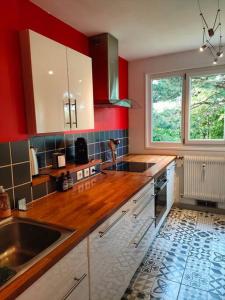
[154,171,167,226]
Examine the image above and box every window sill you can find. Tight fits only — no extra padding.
[145,144,225,152]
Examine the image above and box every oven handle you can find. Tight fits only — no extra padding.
[155,180,167,192]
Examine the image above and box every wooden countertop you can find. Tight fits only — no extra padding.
[0,154,175,300]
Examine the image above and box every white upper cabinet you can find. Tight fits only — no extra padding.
[20,30,94,134]
[29,30,68,133]
[67,47,94,130]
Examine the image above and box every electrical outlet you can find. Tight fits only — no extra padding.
[77,170,83,181]
[90,166,96,175]
[84,168,90,178]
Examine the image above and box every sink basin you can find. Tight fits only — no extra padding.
[0,217,74,287]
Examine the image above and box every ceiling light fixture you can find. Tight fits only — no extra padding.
[198,0,223,65]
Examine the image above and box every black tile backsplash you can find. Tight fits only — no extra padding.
[0,166,12,189]
[0,142,11,166]
[0,129,129,209]
[32,183,47,200]
[11,140,29,164]
[14,183,32,207]
[7,188,15,210]
[13,162,31,186]
[33,129,128,169]
[55,135,64,149]
[45,136,55,150]
[36,152,45,168]
[30,136,45,152]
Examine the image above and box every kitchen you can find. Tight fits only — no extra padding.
[0,1,225,299]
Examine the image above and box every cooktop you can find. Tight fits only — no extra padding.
[104,161,155,173]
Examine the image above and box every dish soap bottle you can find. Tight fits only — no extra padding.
[0,186,11,218]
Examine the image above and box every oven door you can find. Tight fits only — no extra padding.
[155,178,167,226]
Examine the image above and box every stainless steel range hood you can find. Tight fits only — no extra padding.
[89,33,132,108]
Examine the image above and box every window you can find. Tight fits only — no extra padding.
[187,73,225,142]
[146,68,225,147]
[151,76,183,143]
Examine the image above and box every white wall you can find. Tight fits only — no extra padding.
[128,49,225,156]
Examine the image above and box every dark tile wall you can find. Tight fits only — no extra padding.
[30,129,129,168]
[0,140,31,209]
[0,129,129,210]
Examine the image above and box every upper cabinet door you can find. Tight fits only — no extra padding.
[29,30,69,133]
[66,48,94,130]
[20,30,70,134]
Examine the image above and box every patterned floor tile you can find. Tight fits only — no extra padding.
[122,208,225,300]
[185,256,211,269]
[196,212,216,231]
[182,264,210,291]
[188,244,211,261]
[150,278,180,300]
[209,262,225,298]
[151,231,175,252]
[139,248,166,277]
[178,285,208,300]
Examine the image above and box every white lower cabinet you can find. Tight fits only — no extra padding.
[17,171,176,300]
[17,238,89,300]
[89,180,155,300]
[167,161,176,211]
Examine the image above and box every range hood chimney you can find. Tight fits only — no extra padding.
[89,33,132,108]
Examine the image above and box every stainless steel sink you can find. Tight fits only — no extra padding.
[0,217,74,287]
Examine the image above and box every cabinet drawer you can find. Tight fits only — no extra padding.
[130,180,154,206]
[17,238,88,300]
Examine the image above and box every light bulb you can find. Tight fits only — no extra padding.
[213,58,218,65]
[48,70,54,75]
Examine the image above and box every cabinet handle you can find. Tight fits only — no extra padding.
[133,195,155,219]
[71,99,78,128]
[62,273,87,300]
[99,210,129,238]
[133,218,155,248]
[64,100,71,127]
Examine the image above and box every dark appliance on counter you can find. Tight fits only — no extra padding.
[75,138,89,164]
[104,161,155,172]
[154,171,167,226]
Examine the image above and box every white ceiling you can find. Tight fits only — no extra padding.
[31,0,225,61]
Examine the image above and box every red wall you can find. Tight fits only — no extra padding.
[0,0,128,142]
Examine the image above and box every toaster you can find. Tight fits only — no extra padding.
[52,153,66,169]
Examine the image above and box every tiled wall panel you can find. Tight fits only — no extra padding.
[0,130,128,209]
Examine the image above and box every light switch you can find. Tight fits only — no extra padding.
[90,166,96,175]
[84,168,90,177]
[77,170,83,181]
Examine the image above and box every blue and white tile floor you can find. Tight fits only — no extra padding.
[122,208,225,300]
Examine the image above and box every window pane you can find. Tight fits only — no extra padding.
[189,74,225,140]
[151,76,182,142]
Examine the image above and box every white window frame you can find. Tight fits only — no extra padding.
[145,66,225,148]
[185,68,225,145]
[145,71,185,148]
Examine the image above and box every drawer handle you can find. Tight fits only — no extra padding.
[62,273,87,300]
[133,195,155,219]
[133,189,152,204]
[99,210,129,238]
[133,218,155,248]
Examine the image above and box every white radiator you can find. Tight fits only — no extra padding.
[184,156,225,202]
